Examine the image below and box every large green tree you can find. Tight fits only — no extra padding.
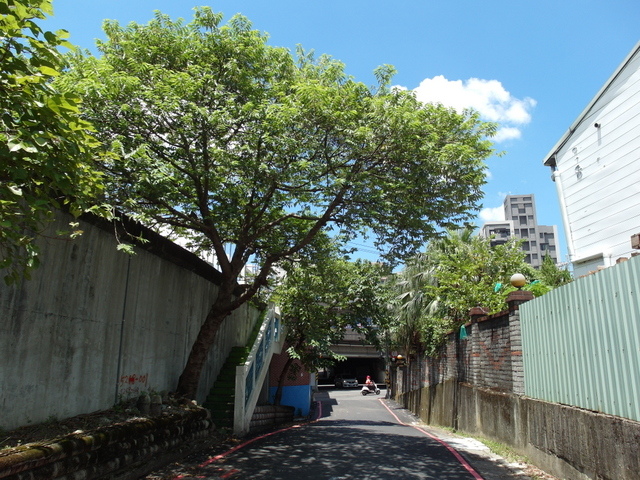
[0,0,104,284]
[273,237,392,404]
[390,227,534,354]
[426,227,535,319]
[59,8,495,398]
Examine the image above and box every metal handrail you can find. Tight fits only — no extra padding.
[234,304,284,435]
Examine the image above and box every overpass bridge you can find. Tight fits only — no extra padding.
[325,327,386,385]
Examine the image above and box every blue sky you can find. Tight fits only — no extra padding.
[43,1,639,262]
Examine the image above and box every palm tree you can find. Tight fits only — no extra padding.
[388,225,533,355]
[389,251,440,356]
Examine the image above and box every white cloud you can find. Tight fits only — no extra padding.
[409,75,536,143]
[493,127,522,142]
[479,206,505,222]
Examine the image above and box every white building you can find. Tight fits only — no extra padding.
[543,41,640,277]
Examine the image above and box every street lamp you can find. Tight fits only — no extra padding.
[510,273,526,290]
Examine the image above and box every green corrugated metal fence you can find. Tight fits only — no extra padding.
[521,256,640,422]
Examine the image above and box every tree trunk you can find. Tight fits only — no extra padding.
[175,263,265,399]
[176,297,232,399]
[274,355,295,406]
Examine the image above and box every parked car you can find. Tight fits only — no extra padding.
[334,374,359,388]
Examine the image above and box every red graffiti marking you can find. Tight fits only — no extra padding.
[119,373,149,385]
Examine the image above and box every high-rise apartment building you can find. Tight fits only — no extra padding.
[481,194,559,269]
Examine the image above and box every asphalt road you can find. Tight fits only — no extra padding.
[151,388,532,479]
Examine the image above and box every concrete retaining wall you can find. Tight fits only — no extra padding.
[249,405,295,432]
[0,406,212,480]
[396,382,640,480]
[0,212,258,430]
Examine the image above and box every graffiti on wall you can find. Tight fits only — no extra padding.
[118,373,149,398]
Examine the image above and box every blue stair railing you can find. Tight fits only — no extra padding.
[233,304,284,435]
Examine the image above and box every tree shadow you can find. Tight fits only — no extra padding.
[210,420,483,479]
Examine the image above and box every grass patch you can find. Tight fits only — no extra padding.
[476,436,528,463]
[438,427,529,464]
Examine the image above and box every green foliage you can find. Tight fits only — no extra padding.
[538,251,572,287]
[427,227,535,318]
[389,227,534,355]
[274,236,392,372]
[56,8,496,395]
[0,0,105,284]
[499,253,572,298]
[58,6,495,287]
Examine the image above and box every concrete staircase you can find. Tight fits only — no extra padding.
[204,305,284,434]
[203,346,249,429]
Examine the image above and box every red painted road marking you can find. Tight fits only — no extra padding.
[173,402,323,479]
[379,399,485,480]
[174,399,482,480]
[220,468,240,478]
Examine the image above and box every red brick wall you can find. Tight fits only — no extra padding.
[269,350,311,387]
[401,307,523,395]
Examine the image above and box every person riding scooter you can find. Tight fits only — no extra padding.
[361,375,380,395]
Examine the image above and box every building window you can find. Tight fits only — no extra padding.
[519,216,527,225]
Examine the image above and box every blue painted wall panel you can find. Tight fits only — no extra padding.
[268,385,312,417]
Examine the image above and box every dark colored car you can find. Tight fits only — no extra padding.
[334,374,359,388]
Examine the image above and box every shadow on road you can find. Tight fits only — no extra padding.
[312,390,339,418]
[149,389,529,479]
[213,419,482,479]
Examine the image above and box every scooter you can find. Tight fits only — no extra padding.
[361,383,380,395]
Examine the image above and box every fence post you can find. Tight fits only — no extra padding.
[468,307,488,386]
[506,290,534,311]
[506,291,533,395]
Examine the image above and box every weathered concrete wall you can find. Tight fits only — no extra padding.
[523,397,640,480]
[392,292,640,480]
[0,212,258,430]
[0,405,212,480]
[396,382,640,480]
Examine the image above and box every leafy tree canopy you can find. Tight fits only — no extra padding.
[0,0,105,284]
[537,251,572,289]
[390,228,573,355]
[57,8,496,398]
[389,227,535,355]
[272,236,391,402]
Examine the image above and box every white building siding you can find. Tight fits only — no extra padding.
[546,42,640,276]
